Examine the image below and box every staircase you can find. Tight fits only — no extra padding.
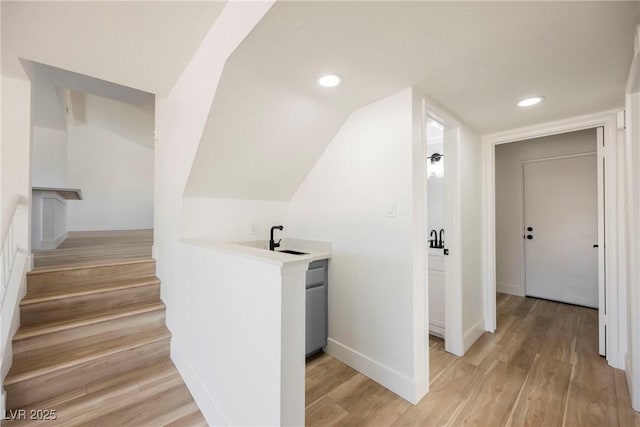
[3,259,206,426]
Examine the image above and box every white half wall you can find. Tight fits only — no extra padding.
[31,126,67,188]
[495,129,597,296]
[289,88,428,403]
[66,123,153,231]
[1,75,32,254]
[170,242,307,426]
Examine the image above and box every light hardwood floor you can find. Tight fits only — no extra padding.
[306,293,640,426]
[33,229,153,270]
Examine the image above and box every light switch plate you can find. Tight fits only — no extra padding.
[251,222,259,235]
[386,200,396,217]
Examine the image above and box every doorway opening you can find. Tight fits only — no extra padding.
[426,118,446,341]
[493,127,605,356]
[424,105,464,358]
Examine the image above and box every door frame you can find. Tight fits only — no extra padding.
[424,99,465,356]
[520,152,598,309]
[482,109,625,369]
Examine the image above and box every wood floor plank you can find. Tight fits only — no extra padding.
[305,396,349,427]
[508,355,572,427]
[494,313,518,345]
[391,359,485,427]
[564,351,618,426]
[613,369,640,427]
[429,348,457,383]
[33,230,153,269]
[428,334,442,349]
[450,361,528,426]
[531,298,561,318]
[462,332,504,370]
[501,313,554,371]
[305,353,358,407]
[305,294,639,427]
[539,310,579,364]
[575,308,599,357]
[328,373,411,426]
[165,410,209,427]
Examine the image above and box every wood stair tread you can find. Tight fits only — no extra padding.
[5,327,171,385]
[22,275,160,303]
[28,257,155,275]
[2,360,181,426]
[13,301,165,341]
[81,383,197,426]
[6,236,205,424]
[165,409,209,427]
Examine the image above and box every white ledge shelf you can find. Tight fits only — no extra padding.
[32,187,83,200]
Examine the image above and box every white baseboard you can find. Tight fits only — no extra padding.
[170,341,227,426]
[428,320,445,338]
[626,353,640,411]
[496,282,524,296]
[39,231,68,250]
[67,225,153,232]
[1,388,5,420]
[325,338,428,404]
[463,318,486,353]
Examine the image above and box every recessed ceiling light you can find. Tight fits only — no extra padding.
[518,96,545,107]
[318,74,343,88]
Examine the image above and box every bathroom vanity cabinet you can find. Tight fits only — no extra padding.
[428,252,445,337]
[306,259,328,356]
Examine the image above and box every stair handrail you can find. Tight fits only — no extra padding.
[0,195,20,306]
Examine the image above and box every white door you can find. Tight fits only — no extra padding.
[523,154,598,308]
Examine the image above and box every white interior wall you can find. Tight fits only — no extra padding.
[0,74,32,417]
[289,88,428,403]
[84,94,154,148]
[31,72,67,131]
[459,126,484,348]
[624,26,640,409]
[31,126,67,188]
[181,197,289,242]
[495,129,597,296]
[66,123,153,231]
[1,75,32,254]
[153,3,284,424]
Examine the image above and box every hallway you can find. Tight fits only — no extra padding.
[306,293,640,426]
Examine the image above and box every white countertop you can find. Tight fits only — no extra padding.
[235,238,331,263]
[182,238,331,268]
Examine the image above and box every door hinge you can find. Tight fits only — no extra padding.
[617,111,626,130]
[600,313,607,325]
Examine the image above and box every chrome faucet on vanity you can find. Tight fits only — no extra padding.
[270,225,284,251]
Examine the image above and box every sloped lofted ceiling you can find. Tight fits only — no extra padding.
[1,1,227,95]
[185,1,639,200]
[28,62,155,148]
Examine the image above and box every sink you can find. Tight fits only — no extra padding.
[277,249,308,255]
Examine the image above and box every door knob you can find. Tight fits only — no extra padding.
[526,235,533,240]
[527,226,533,231]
